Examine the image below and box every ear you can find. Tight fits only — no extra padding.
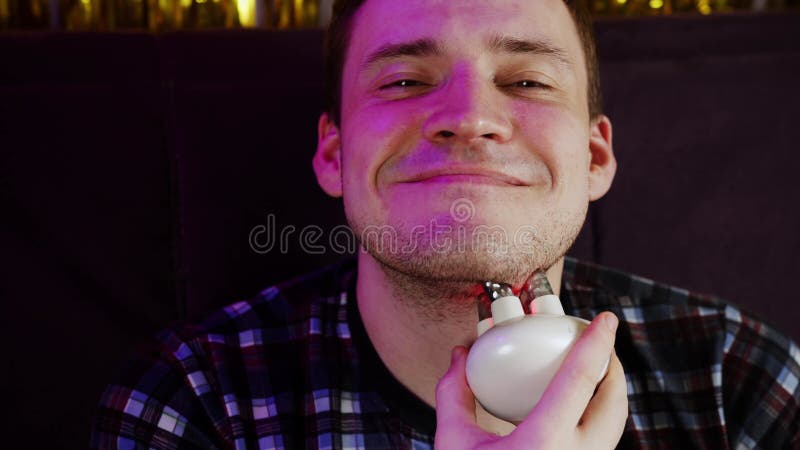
[587,114,617,201]
[312,113,343,198]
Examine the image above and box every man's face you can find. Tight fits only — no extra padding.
[316,0,615,286]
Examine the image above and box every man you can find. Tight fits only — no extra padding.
[91,0,800,448]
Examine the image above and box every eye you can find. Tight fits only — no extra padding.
[379,79,427,90]
[508,80,551,90]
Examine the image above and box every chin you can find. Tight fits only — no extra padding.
[378,250,539,286]
[348,197,588,286]
[359,221,573,286]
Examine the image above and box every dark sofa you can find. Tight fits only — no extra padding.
[1,12,799,448]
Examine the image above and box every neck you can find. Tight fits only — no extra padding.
[355,252,564,431]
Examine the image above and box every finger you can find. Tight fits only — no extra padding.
[578,352,628,447]
[434,346,479,445]
[515,312,619,441]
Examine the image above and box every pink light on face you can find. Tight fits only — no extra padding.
[315,0,615,286]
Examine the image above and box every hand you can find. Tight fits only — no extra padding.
[434,312,628,449]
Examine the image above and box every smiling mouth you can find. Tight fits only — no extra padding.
[401,170,528,187]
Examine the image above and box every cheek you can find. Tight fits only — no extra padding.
[339,107,424,220]
[513,104,590,188]
[343,104,424,185]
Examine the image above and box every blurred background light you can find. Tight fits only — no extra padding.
[0,0,797,30]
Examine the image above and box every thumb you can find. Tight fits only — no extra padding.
[435,346,479,442]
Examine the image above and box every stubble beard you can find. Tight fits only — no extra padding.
[346,201,587,320]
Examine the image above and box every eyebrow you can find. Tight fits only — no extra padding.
[487,34,573,69]
[361,35,573,72]
[363,38,442,69]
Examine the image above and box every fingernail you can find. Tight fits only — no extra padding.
[604,313,619,333]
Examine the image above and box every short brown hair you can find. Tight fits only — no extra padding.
[323,0,602,126]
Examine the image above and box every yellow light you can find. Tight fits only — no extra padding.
[615,0,627,4]
[237,0,256,26]
[294,0,304,25]
[80,0,90,4]
[697,0,712,14]
[649,0,664,8]
[180,0,192,7]
[278,0,291,28]
[196,0,207,4]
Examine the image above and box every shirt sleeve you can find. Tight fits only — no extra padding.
[720,304,800,449]
[90,328,226,450]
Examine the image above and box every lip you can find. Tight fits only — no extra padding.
[400,168,528,186]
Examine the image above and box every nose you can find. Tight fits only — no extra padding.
[422,69,513,145]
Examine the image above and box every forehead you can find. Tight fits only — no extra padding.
[345,0,585,70]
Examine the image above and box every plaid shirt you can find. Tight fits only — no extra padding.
[91,257,800,449]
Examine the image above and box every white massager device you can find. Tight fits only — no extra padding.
[465,272,609,423]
